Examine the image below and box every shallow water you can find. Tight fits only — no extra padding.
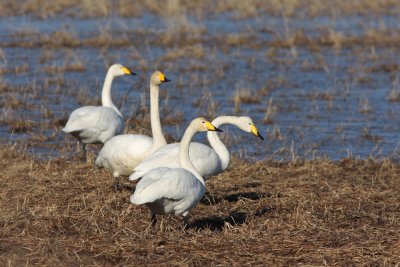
[1,11,399,161]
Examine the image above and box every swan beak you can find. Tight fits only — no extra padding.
[122,67,136,75]
[251,125,264,140]
[159,72,171,83]
[205,121,223,132]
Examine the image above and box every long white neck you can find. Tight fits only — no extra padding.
[101,69,122,117]
[179,125,204,185]
[149,82,167,152]
[207,116,241,171]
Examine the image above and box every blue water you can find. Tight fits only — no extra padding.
[0,12,399,161]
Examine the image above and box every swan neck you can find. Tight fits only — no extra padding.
[101,69,122,116]
[207,116,238,170]
[179,126,204,185]
[150,82,167,152]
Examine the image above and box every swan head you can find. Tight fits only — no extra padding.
[239,116,264,140]
[191,117,223,133]
[151,71,171,86]
[109,63,136,77]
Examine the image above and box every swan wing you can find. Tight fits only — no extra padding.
[130,167,203,205]
[63,106,123,143]
[129,143,180,180]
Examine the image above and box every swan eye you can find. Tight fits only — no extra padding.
[202,121,205,124]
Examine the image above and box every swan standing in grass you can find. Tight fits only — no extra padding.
[62,63,135,162]
[95,71,170,190]
[130,117,222,227]
[129,116,263,181]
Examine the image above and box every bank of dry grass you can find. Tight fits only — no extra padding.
[1,145,399,265]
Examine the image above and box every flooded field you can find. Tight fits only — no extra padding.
[1,1,400,161]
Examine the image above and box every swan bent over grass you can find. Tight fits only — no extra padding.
[129,116,263,181]
[62,63,135,162]
[95,71,170,191]
[130,117,222,228]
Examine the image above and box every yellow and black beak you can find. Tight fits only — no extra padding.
[205,121,223,132]
[159,72,171,83]
[251,124,264,140]
[121,67,136,75]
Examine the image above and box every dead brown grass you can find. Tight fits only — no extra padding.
[0,0,399,18]
[269,29,400,50]
[1,146,399,265]
[3,27,399,53]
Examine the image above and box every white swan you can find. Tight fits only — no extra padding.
[62,63,135,161]
[129,116,263,181]
[130,117,222,227]
[95,71,170,190]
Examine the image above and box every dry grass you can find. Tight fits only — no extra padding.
[1,14,399,52]
[0,65,29,75]
[387,78,400,102]
[233,88,261,113]
[1,0,399,18]
[269,29,400,50]
[1,146,399,265]
[387,89,400,102]
[263,98,277,124]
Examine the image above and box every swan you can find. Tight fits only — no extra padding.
[95,71,170,190]
[129,116,263,181]
[62,63,135,161]
[130,117,222,227]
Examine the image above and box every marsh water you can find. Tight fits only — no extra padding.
[1,11,399,161]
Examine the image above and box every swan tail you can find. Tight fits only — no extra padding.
[130,192,152,205]
[128,171,144,181]
[94,155,103,168]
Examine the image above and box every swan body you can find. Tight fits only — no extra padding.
[95,134,153,177]
[95,71,170,189]
[63,63,135,161]
[130,167,204,216]
[129,116,263,181]
[130,117,222,226]
[63,106,124,144]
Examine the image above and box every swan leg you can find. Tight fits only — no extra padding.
[112,173,122,192]
[79,142,87,162]
[150,214,157,227]
[182,215,189,230]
